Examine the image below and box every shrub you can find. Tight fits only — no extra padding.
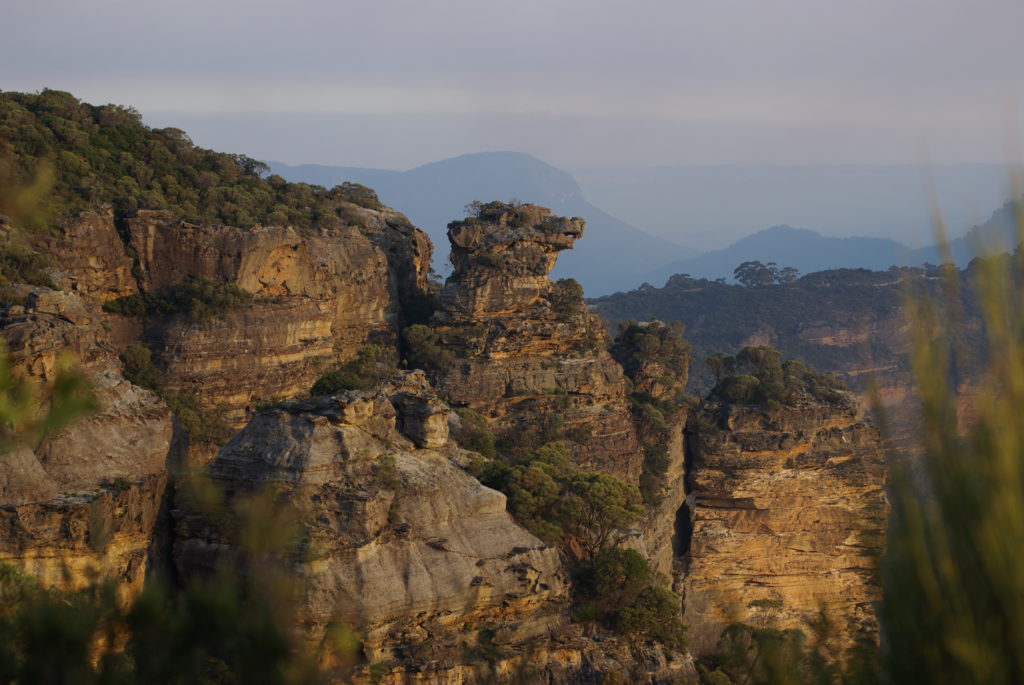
[164,392,232,445]
[310,344,397,395]
[573,548,686,652]
[453,408,496,458]
[0,240,54,288]
[706,346,850,409]
[120,343,160,390]
[402,325,453,372]
[103,277,252,322]
[549,278,584,318]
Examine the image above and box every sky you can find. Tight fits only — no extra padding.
[4,0,1024,170]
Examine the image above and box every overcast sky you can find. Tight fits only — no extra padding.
[4,0,1024,169]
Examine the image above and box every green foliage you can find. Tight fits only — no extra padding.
[475,441,642,554]
[121,343,160,390]
[733,260,800,287]
[0,237,54,288]
[375,453,401,490]
[103,277,253,322]
[879,222,1024,685]
[402,324,453,372]
[549,278,584,319]
[164,392,232,446]
[706,346,848,408]
[453,408,496,458]
[573,548,686,652]
[611,320,691,504]
[109,476,133,493]
[497,411,566,460]
[589,267,917,396]
[562,472,644,559]
[0,89,380,230]
[310,344,398,395]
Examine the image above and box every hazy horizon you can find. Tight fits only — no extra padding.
[4,0,1023,170]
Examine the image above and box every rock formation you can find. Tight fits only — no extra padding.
[428,202,642,482]
[172,370,694,683]
[37,206,432,427]
[0,288,172,595]
[681,391,888,655]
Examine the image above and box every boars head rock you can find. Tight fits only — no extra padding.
[427,202,642,482]
[172,371,571,678]
[680,351,888,657]
[441,202,584,316]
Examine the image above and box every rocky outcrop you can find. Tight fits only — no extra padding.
[31,211,139,302]
[173,372,564,671]
[172,371,694,682]
[0,288,173,595]
[681,394,887,655]
[429,203,642,482]
[40,207,432,426]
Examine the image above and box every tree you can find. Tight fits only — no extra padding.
[733,261,775,287]
[563,473,644,558]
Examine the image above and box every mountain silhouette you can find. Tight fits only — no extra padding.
[269,152,692,296]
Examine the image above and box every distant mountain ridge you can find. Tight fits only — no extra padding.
[269,152,694,296]
[643,202,1022,286]
[643,225,924,285]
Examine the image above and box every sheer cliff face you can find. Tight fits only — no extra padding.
[430,204,642,481]
[173,373,564,680]
[682,395,888,655]
[171,371,695,683]
[40,207,432,425]
[0,289,173,594]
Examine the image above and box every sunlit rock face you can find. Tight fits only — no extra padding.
[682,393,888,655]
[0,288,173,596]
[429,203,643,482]
[40,206,432,427]
[172,369,696,683]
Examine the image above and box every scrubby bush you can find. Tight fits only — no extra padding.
[453,408,496,457]
[549,278,584,319]
[120,343,160,390]
[573,548,686,651]
[164,392,232,446]
[103,277,253,322]
[310,344,397,395]
[402,324,453,373]
[474,442,643,555]
[706,346,848,408]
[612,320,691,505]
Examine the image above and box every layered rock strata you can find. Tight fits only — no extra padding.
[429,203,642,481]
[0,288,173,594]
[681,395,888,655]
[37,207,431,425]
[172,371,694,682]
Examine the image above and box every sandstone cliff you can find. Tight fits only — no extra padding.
[681,391,887,656]
[172,370,694,683]
[0,288,172,595]
[427,202,642,482]
[37,205,432,428]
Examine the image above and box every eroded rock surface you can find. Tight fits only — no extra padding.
[682,394,888,655]
[429,203,642,482]
[0,288,172,594]
[173,372,569,675]
[41,206,431,426]
[172,370,695,683]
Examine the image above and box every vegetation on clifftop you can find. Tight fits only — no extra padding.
[0,89,381,230]
[705,345,848,410]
